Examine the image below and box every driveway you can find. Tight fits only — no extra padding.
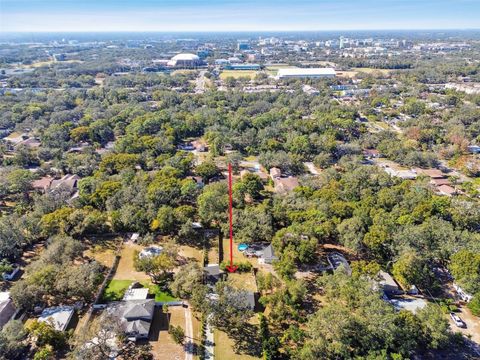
[448,307,480,345]
[184,304,194,360]
[204,315,214,360]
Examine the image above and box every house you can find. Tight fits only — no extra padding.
[67,142,90,153]
[111,299,155,340]
[138,246,163,259]
[269,167,282,179]
[15,137,41,149]
[413,168,445,179]
[274,176,299,194]
[243,243,278,264]
[378,271,402,295]
[0,292,16,328]
[240,168,269,182]
[50,174,80,193]
[383,167,417,180]
[363,149,381,159]
[2,264,20,281]
[3,132,28,148]
[191,140,207,152]
[437,184,457,197]
[203,264,225,284]
[32,176,53,193]
[327,252,352,275]
[38,306,75,332]
[430,178,451,187]
[259,244,278,264]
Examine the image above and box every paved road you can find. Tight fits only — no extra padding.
[184,304,194,360]
[195,70,207,93]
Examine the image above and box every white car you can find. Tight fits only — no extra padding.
[450,312,466,328]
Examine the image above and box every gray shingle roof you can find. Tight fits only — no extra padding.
[125,319,151,336]
[123,299,155,320]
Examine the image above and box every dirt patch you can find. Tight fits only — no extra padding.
[214,328,261,360]
[113,242,150,281]
[449,307,480,344]
[227,272,257,293]
[178,245,203,264]
[84,239,118,268]
[149,306,186,360]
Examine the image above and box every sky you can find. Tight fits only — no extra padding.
[1,0,479,33]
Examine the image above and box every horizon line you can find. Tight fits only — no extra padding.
[2,28,480,34]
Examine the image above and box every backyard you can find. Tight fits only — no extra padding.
[214,328,261,360]
[102,279,177,302]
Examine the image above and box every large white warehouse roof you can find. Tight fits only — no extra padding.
[277,67,336,78]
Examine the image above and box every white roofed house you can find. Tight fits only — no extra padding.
[38,306,75,332]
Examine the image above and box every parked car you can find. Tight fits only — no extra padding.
[450,312,466,328]
[2,264,20,281]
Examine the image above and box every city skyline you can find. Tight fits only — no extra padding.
[1,0,480,33]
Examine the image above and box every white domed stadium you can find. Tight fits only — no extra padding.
[167,53,202,68]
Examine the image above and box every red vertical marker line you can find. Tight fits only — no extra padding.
[226,163,237,273]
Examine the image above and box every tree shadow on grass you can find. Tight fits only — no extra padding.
[229,323,262,357]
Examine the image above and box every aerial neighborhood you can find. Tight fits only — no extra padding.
[1,10,480,360]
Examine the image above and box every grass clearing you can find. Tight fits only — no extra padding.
[84,239,117,267]
[172,69,196,75]
[113,242,150,281]
[103,279,132,301]
[227,272,258,292]
[102,279,177,302]
[179,245,203,264]
[142,282,177,302]
[221,237,259,268]
[353,67,394,75]
[220,70,258,80]
[214,329,261,360]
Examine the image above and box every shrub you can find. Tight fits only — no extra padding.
[468,294,480,317]
[169,325,185,344]
[220,260,252,273]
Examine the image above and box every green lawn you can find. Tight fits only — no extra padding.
[220,70,258,80]
[103,279,132,301]
[142,282,177,302]
[102,279,177,302]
